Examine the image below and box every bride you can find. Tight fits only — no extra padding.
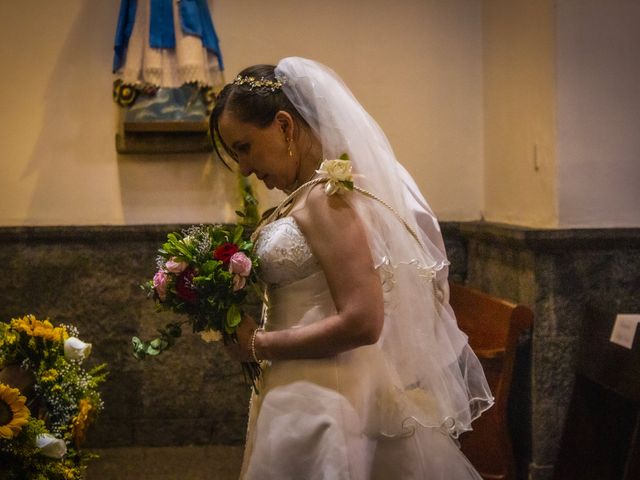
[210,57,493,479]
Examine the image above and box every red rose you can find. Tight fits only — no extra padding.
[175,267,199,303]
[213,242,239,265]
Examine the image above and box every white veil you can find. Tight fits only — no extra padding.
[275,57,492,438]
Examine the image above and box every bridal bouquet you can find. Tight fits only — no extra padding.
[0,315,107,480]
[132,224,263,386]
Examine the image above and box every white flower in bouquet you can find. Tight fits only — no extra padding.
[199,329,223,343]
[64,337,92,361]
[35,433,67,458]
[182,235,195,247]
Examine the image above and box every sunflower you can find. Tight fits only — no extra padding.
[11,314,68,342]
[0,383,30,439]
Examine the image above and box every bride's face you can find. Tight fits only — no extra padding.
[218,110,297,192]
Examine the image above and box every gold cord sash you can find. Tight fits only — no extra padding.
[250,177,425,252]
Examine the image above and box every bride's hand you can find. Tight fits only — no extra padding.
[224,314,259,362]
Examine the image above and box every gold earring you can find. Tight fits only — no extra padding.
[287,138,293,157]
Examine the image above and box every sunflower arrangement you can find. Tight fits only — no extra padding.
[0,315,107,480]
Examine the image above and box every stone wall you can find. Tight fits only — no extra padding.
[0,226,250,448]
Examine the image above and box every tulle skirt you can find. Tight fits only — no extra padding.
[242,382,482,480]
[240,271,488,479]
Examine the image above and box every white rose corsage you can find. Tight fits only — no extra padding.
[316,154,354,196]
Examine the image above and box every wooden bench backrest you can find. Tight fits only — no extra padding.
[449,282,533,480]
[449,282,533,412]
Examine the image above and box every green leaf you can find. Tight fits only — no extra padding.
[166,233,181,244]
[200,259,220,275]
[239,241,254,251]
[232,225,244,244]
[146,345,161,355]
[225,304,242,334]
[149,338,167,349]
[166,323,182,338]
[339,152,350,160]
[132,337,147,360]
[132,321,186,360]
[163,233,195,260]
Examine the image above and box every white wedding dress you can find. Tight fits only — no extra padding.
[240,215,483,480]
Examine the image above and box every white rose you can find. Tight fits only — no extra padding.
[36,433,67,458]
[318,159,352,182]
[64,337,92,361]
[317,159,354,196]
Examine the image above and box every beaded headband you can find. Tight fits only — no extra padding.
[232,75,285,92]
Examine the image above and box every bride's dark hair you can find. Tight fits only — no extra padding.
[209,64,307,164]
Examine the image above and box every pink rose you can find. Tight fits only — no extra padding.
[165,257,188,274]
[229,252,252,277]
[153,270,168,301]
[232,274,246,292]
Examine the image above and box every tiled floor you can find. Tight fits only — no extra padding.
[85,445,244,480]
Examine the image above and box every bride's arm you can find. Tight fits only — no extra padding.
[230,185,384,361]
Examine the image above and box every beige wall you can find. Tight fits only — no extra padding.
[0,1,238,226]
[482,0,558,227]
[556,0,640,227]
[2,1,639,229]
[0,0,484,226]
[482,0,640,228]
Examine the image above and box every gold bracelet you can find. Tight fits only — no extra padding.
[250,327,263,363]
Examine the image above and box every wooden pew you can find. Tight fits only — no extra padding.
[553,302,640,480]
[449,282,533,480]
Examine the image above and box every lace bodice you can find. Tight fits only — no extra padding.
[255,217,321,287]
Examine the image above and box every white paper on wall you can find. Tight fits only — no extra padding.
[609,314,640,349]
